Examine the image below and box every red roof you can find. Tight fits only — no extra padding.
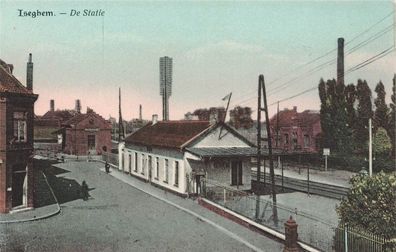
[125,120,212,149]
[0,59,33,95]
[42,110,74,121]
[62,111,111,129]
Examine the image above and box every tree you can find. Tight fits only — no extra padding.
[318,78,352,153]
[354,79,373,151]
[388,74,396,158]
[229,106,254,129]
[372,127,392,157]
[374,81,389,131]
[345,84,357,131]
[336,172,396,238]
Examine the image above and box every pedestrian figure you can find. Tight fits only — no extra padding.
[81,180,89,201]
[105,161,110,174]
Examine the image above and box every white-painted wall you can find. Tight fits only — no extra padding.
[121,144,187,195]
[191,126,250,148]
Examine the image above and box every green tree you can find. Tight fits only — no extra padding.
[355,80,373,151]
[229,106,253,129]
[336,172,396,238]
[318,78,352,153]
[372,127,392,157]
[374,81,389,131]
[345,83,357,130]
[388,74,396,158]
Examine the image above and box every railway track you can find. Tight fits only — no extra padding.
[251,171,349,200]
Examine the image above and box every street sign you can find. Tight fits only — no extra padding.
[323,148,330,156]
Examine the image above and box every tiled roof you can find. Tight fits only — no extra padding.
[186,147,257,158]
[0,59,33,95]
[125,120,212,149]
[62,111,111,129]
[42,110,74,121]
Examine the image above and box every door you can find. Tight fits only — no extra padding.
[231,161,242,186]
[87,135,96,154]
[12,171,27,208]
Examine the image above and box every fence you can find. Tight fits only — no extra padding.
[102,152,119,167]
[202,178,336,251]
[334,225,395,252]
[201,179,395,252]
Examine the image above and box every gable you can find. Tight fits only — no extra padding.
[189,125,252,148]
[75,113,110,130]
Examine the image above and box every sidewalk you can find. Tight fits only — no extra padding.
[0,170,60,224]
[98,165,284,252]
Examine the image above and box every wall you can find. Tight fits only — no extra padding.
[205,158,251,190]
[192,126,250,148]
[120,143,187,195]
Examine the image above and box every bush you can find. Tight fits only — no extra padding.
[336,172,396,238]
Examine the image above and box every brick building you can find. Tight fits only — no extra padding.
[0,55,38,213]
[57,110,112,156]
[270,107,321,153]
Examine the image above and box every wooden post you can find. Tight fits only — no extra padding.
[284,216,300,252]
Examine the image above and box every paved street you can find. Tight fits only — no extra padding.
[0,161,283,252]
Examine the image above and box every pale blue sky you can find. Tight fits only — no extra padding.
[0,1,394,120]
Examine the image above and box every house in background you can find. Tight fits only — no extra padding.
[119,116,256,196]
[269,106,321,153]
[55,109,112,156]
[0,55,38,213]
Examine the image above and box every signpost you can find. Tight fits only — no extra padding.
[323,148,330,171]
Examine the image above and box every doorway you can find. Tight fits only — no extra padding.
[12,169,27,208]
[231,160,243,186]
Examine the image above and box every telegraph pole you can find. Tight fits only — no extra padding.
[257,75,278,225]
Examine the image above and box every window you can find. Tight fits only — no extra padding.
[121,153,125,170]
[128,154,132,172]
[134,153,138,172]
[13,112,27,142]
[284,134,289,145]
[231,161,243,186]
[174,161,179,187]
[164,159,169,183]
[155,157,159,179]
[88,135,96,150]
[304,134,310,148]
[141,154,145,175]
[148,156,152,179]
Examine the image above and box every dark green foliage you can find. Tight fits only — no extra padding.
[229,106,254,129]
[374,81,389,131]
[336,172,396,238]
[388,74,396,158]
[354,80,373,150]
[318,78,352,153]
[345,84,357,131]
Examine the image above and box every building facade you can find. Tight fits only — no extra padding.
[119,119,256,196]
[59,110,112,156]
[270,107,321,153]
[0,55,38,213]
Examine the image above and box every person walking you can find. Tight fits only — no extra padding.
[81,180,89,201]
[105,161,110,174]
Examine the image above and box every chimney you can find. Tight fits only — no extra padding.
[26,53,33,90]
[75,99,81,114]
[7,64,13,74]
[209,113,218,125]
[337,38,344,85]
[139,104,142,121]
[293,106,297,112]
[152,114,158,125]
[50,99,55,112]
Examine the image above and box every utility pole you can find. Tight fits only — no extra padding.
[118,87,125,142]
[257,75,278,225]
[369,117,373,176]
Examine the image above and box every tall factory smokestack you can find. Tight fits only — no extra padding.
[139,104,142,121]
[50,99,55,112]
[337,38,344,85]
[75,99,81,114]
[26,53,33,90]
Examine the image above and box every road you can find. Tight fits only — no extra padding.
[0,161,283,252]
